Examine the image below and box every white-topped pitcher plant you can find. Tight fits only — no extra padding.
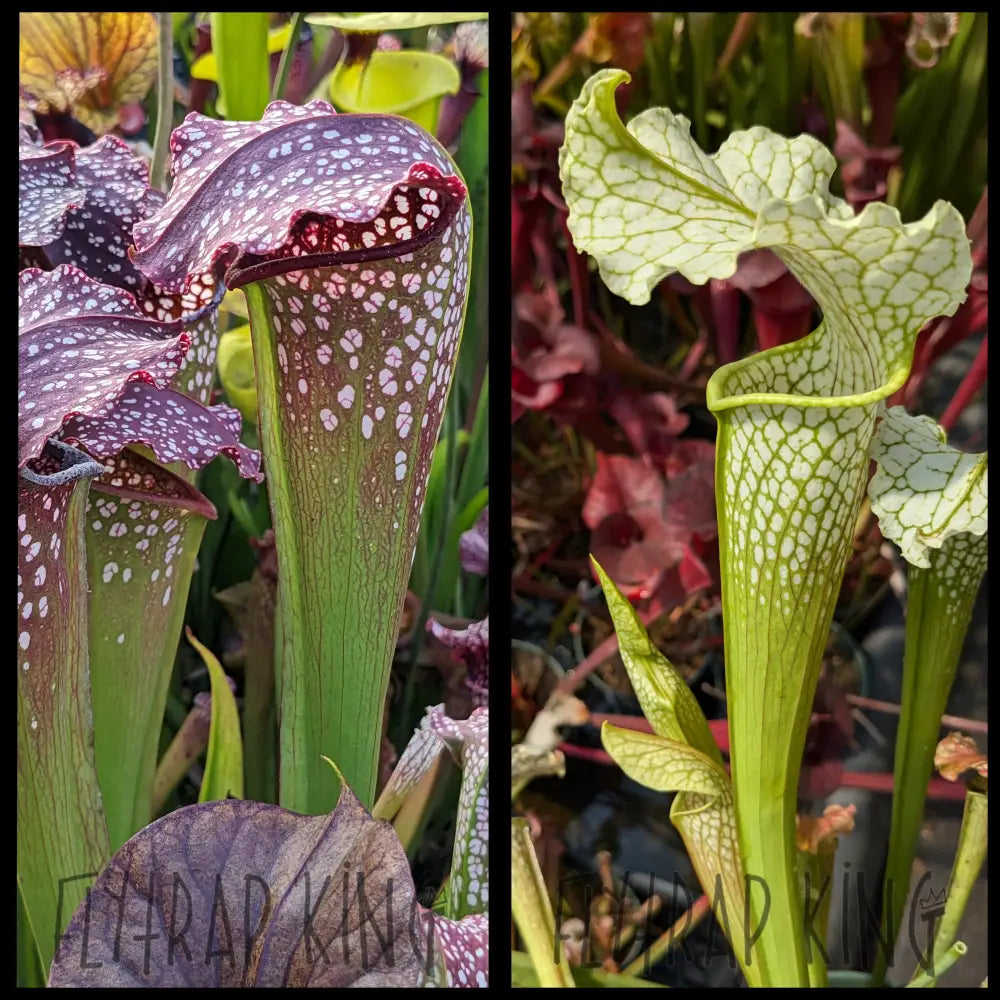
[560,69,983,987]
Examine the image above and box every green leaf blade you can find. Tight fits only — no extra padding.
[511,819,575,988]
[188,629,244,803]
[591,557,722,766]
[210,11,270,121]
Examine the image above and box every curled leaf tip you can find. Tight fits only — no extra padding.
[132,101,469,296]
[20,439,106,487]
[428,616,489,706]
[18,266,187,468]
[869,406,987,568]
[561,68,972,415]
[19,265,260,484]
[320,754,350,791]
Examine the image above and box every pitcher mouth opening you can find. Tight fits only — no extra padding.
[222,181,465,291]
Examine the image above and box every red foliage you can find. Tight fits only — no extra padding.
[583,451,717,602]
[834,121,902,210]
[511,290,601,421]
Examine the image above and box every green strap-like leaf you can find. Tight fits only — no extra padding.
[210,11,270,121]
[187,629,244,803]
[511,818,575,988]
[592,557,722,766]
[561,68,973,988]
[600,722,728,797]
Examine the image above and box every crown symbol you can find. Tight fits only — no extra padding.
[918,886,947,912]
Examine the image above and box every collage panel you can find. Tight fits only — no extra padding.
[15,8,990,991]
[19,12,489,989]
[510,11,987,990]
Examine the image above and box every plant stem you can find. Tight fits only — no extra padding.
[845,694,988,734]
[907,941,968,988]
[926,787,987,971]
[272,12,305,101]
[150,12,174,192]
[511,819,576,988]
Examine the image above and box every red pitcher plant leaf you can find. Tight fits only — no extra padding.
[372,706,450,823]
[18,126,152,252]
[62,382,259,480]
[18,440,110,972]
[583,452,717,602]
[726,248,817,352]
[18,267,260,967]
[607,390,689,463]
[428,707,489,921]
[131,99,473,813]
[574,13,655,73]
[897,188,987,414]
[379,705,490,918]
[18,129,221,404]
[428,911,489,988]
[428,616,489,708]
[833,121,902,211]
[18,268,192,468]
[19,127,244,850]
[19,265,259,850]
[458,503,488,576]
[511,288,601,420]
[373,706,489,970]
